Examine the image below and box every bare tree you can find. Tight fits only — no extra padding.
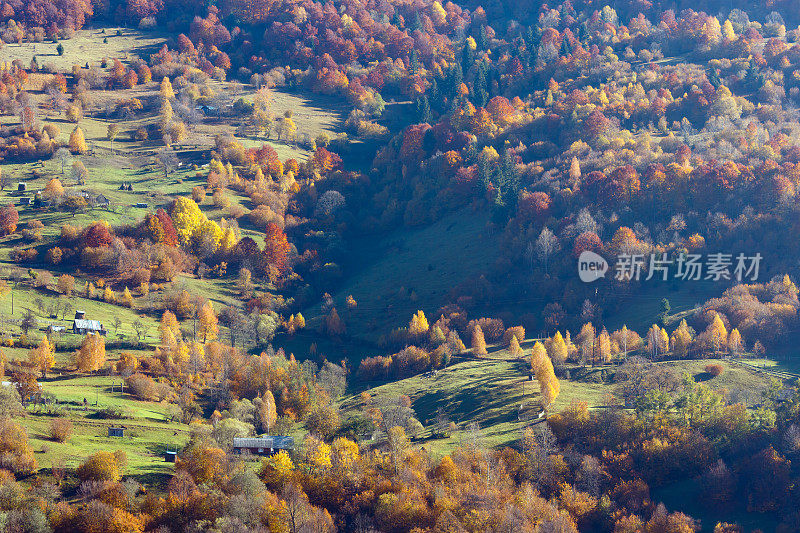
[20,309,38,335]
[156,147,179,178]
[535,227,560,274]
[132,318,146,341]
[53,148,72,176]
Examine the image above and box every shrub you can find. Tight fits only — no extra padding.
[502,326,526,345]
[191,186,206,203]
[0,418,37,475]
[49,417,73,442]
[467,317,505,341]
[77,451,125,482]
[705,363,724,377]
[124,373,159,401]
[91,407,128,420]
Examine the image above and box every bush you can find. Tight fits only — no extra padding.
[90,407,128,419]
[467,317,505,341]
[0,418,37,475]
[705,363,724,377]
[502,326,526,345]
[124,373,161,401]
[49,417,73,442]
[77,451,124,482]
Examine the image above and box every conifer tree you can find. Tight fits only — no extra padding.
[471,324,487,355]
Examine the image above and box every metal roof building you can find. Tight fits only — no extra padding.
[73,319,106,335]
[232,436,294,455]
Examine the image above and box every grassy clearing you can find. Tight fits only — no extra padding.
[0,283,160,341]
[343,355,779,457]
[16,374,191,478]
[1,27,166,72]
[601,281,724,335]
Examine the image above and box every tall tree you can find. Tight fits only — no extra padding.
[28,335,55,378]
[471,324,487,355]
[198,302,219,343]
[74,334,106,372]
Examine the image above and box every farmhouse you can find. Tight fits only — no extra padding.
[72,310,106,335]
[95,194,110,208]
[232,436,294,455]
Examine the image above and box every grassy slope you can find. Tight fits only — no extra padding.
[305,208,501,342]
[342,349,778,457]
[1,27,167,71]
[19,374,191,480]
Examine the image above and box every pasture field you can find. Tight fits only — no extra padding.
[1,27,167,71]
[342,352,780,457]
[18,374,192,482]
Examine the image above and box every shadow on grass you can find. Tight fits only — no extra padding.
[410,361,530,428]
[127,471,173,492]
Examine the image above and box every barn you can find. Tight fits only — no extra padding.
[232,436,294,455]
[72,311,106,335]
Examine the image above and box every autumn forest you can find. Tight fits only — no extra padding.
[1,0,800,531]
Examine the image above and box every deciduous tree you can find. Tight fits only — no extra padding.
[75,333,106,372]
[69,126,88,154]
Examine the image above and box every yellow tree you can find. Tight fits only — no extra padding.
[331,437,360,470]
[728,328,742,356]
[28,335,55,378]
[597,328,612,363]
[103,286,116,303]
[75,333,106,372]
[160,76,175,100]
[509,335,523,357]
[530,341,549,375]
[721,19,736,42]
[408,310,429,337]
[282,111,297,141]
[705,314,728,356]
[569,156,581,181]
[106,123,120,151]
[198,302,219,343]
[670,320,694,358]
[121,287,133,308]
[77,450,122,482]
[43,178,64,198]
[160,98,174,124]
[531,341,560,409]
[69,126,88,154]
[170,197,211,247]
[547,331,568,365]
[260,390,277,433]
[252,87,274,136]
[646,324,669,359]
[471,324,487,355]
